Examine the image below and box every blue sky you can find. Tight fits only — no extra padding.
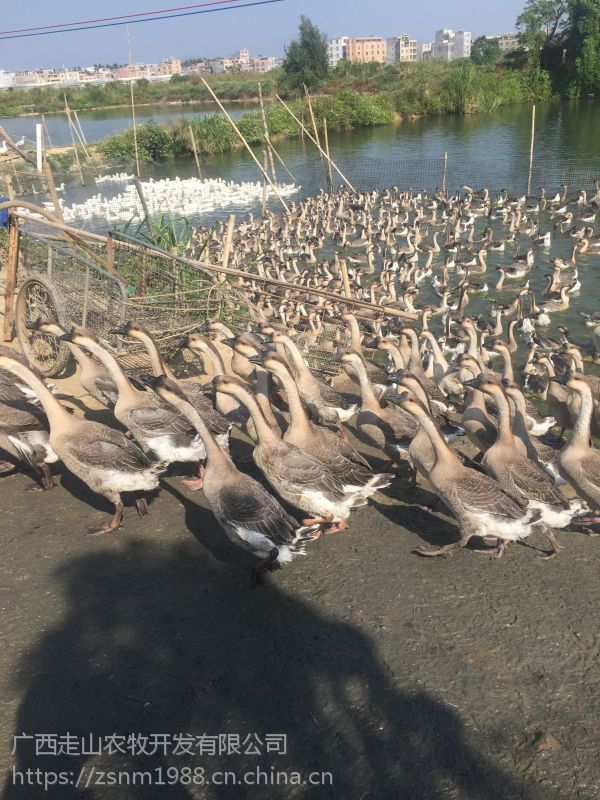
[0,0,525,70]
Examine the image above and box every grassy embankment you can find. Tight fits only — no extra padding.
[94,61,552,164]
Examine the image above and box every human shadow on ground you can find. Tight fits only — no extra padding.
[3,539,556,800]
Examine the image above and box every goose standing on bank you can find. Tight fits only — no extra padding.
[393,391,541,558]
[141,374,320,583]
[62,329,206,478]
[0,350,163,534]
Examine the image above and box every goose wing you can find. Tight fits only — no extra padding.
[93,377,118,405]
[130,403,195,437]
[451,471,526,519]
[260,443,345,500]
[213,479,299,545]
[316,380,354,410]
[64,425,154,471]
[507,457,568,507]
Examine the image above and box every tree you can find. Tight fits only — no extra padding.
[281,16,329,93]
[516,0,571,55]
[470,36,502,64]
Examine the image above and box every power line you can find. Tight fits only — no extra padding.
[0,0,240,36]
[0,0,284,41]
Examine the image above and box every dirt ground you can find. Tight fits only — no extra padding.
[1,368,600,800]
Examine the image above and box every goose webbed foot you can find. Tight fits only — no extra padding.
[135,496,148,517]
[88,501,123,536]
[251,547,279,588]
[40,463,55,490]
[324,518,349,534]
[0,460,16,475]
[182,463,205,491]
[539,530,563,560]
[415,540,465,558]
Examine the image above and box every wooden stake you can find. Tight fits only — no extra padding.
[276,95,357,193]
[106,231,115,275]
[527,104,536,198]
[340,259,352,299]
[41,114,53,149]
[304,84,323,164]
[126,25,141,178]
[43,160,65,223]
[258,82,277,184]
[188,124,202,177]
[442,151,448,195]
[200,77,290,214]
[222,213,235,275]
[261,149,268,217]
[133,176,153,232]
[2,216,20,341]
[323,117,333,193]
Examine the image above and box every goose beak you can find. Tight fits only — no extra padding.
[178,336,190,349]
[25,317,44,332]
[58,331,73,343]
[109,324,130,336]
[221,337,237,349]
[462,376,482,389]
[248,355,264,366]
[386,390,410,406]
[139,373,159,389]
[549,374,568,386]
[386,369,405,384]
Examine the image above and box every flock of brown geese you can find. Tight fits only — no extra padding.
[2,179,600,581]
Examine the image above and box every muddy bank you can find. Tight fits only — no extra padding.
[0,416,599,799]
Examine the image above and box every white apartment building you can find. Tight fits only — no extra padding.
[454,30,472,58]
[386,35,417,64]
[327,36,348,68]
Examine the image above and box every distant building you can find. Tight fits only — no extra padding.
[251,55,281,72]
[346,36,387,64]
[486,33,519,53]
[417,42,433,61]
[454,30,472,59]
[327,36,348,68]
[386,35,417,64]
[159,58,182,76]
[0,69,15,88]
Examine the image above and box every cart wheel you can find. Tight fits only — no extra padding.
[16,276,72,377]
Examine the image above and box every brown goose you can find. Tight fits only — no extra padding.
[111,322,231,450]
[339,349,418,477]
[0,350,163,534]
[394,391,540,558]
[62,329,205,469]
[271,331,357,428]
[255,351,393,501]
[141,374,320,581]
[552,372,600,522]
[26,318,117,407]
[214,374,367,533]
[465,373,579,557]
[0,346,59,490]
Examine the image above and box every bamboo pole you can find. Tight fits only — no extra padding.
[527,104,536,198]
[73,110,88,146]
[275,95,357,193]
[3,216,20,341]
[261,150,268,217]
[126,24,141,179]
[41,114,53,149]
[200,77,290,214]
[442,151,448,195]
[188,124,202,177]
[63,99,85,186]
[258,82,277,184]
[339,259,352,299]
[43,160,65,223]
[222,213,235,274]
[133,176,153,233]
[323,117,333,193]
[304,84,323,164]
